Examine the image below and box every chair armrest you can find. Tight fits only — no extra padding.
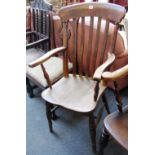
[26,37,49,49]
[102,65,128,81]
[93,53,115,80]
[29,46,66,68]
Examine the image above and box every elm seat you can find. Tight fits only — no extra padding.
[104,108,128,150]
[42,74,106,113]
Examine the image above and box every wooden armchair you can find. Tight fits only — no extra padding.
[26,8,72,98]
[99,65,128,155]
[28,2,126,153]
[26,7,51,50]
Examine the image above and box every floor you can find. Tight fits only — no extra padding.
[26,87,128,155]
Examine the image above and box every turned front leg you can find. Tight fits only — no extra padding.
[46,102,53,133]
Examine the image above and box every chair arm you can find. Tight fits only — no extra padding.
[29,46,66,68]
[102,65,128,81]
[26,37,49,49]
[93,53,115,80]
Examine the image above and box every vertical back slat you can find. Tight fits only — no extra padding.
[30,8,35,42]
[38,10,41,34]
[49,11,56,49]
[42,11,46,51]
[35,9,38,33]
[46,12,50,51]
[91,17,101,76]
[40,10,43,34]
[38,10,42,50]
[62,21,69,77]
[42,11,46,35]
[86,16,94,77]
[78,17,85,76]
[31,8,35,31]
[110,24,118,53]
[72,18,78,76]
[98,20,109,66]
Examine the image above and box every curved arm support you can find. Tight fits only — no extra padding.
[29,46,66,68]
[102,65,128,81]
[93,53,115,81]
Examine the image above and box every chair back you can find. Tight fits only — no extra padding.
[30,8,50,37]
[58,2,126,77]
[26,7,55,51]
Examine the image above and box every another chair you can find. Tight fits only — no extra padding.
[99,65,128,155]
[26,8,72,98]
[29,2,126,153]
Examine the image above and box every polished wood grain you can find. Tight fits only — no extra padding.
[104,107,128,150]
[93,53,115,80]
[102,65,128,81]
[86,16,94,77]
[92,17,101,75]
[78,17,85,76]
[99,20,109,65]
[42,74,106,113]
[72,18,78,76]
[31,3,126,153]
[58,2,126,22]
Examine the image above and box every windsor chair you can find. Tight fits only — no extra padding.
[29,2,126,153]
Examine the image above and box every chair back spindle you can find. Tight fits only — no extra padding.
[58,2,126,78]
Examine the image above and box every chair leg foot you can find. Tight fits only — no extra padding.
[26,78,34,98]
[99,128,110,155]
[89,114,97,154]
[46,102,53,133]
